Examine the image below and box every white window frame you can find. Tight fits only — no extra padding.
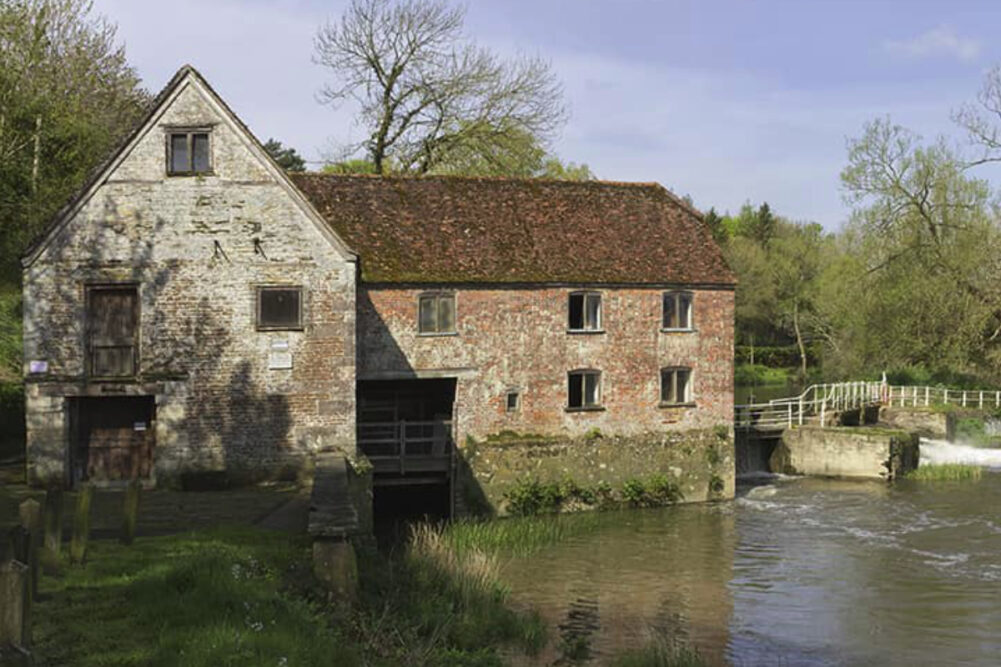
[662,291,694,331]
[568,291,603,333]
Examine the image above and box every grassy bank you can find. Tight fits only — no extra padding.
[907,464,983,481]
[32,526,547,666]
[34,528,354,666]
[734,363,792,386]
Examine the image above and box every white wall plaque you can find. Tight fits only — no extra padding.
[28,360,48,374]
[270,340,289,350]
[268,352,293,370]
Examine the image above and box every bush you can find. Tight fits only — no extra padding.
[734,344,820,368]
[734,363,791,386]
[503,479,564,516]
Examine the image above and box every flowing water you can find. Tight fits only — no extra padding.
[499,447,1001,665]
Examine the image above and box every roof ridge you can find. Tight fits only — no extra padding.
[293,171,663,189]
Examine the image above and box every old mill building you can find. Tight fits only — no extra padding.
[21,66,736,515]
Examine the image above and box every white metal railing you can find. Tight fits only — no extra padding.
[735,381,1001,431]
[735,381,885,431]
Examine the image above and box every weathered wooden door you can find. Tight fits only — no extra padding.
[73,397,155,483]
[86,286,138,378]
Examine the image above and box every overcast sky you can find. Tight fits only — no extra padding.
[92,0,1001,228]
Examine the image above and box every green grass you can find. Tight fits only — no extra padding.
[34,527,355,666]
[907,464,983,481]
[33,525,548,666]
[440,512,603,558]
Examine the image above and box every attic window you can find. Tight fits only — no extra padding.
[568,292,602,332]
[418,293,456,334]
[663,291,693,330]
[168,131,211,175]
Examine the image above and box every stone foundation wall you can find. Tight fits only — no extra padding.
[773,426,919,480]
[456,428,735,516]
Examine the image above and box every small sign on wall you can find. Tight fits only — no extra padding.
[133,422,147,432]
[269,351,293,370]
[29,360,48,374]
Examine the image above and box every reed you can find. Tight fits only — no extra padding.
[907,464,983,481]
[441,512,602,558]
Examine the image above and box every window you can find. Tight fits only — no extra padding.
[568,370,601,409]
[257,287,303,330]
[661,367,692,405]
[168,130,211,175]
[506,391,520,412]
[418,293,456,334]
[86,285,139,378]
[568,292,602,331]
[663,291,693,330]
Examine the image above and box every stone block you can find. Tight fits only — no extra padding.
[312,538,358,600]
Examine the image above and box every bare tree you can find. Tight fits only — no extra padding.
[313,0,567,175]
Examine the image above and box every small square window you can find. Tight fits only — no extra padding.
[257,287,302,330]
[418,293,456,334]
[663,292,693,330]
[568,370,601,409]
[168,131,212,175]
[661,367,692,404]
[568,292,601,331]
[506,391,520,412]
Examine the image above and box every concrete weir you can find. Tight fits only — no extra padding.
[771,426,919,480]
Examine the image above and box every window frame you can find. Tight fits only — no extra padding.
[505,390,521,412]
[166,128,213,176]
[567,291,603,333]
[417,291,458,336]
[255,285,304,331]
[567,369,603,411]
[662,291,694,331]
[660,366,694,406]
[85,282,141,380]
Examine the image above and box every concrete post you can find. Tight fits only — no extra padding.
[312,538,358,601]
[18,500,40,599]
[41,487,63,573]
[70,484,94,564]
[121,480,141,546]
[0,559,30,652]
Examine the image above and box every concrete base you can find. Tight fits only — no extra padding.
[879,407,951,440]
[312,538,358,600]
[773,426,919,480]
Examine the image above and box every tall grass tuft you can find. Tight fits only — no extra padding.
[441,512,602,558]
[908,464,983,481]
[610,634,705,667]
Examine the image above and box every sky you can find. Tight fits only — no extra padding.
[91,0,1001,228]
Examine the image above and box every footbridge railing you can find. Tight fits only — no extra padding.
[736,381,1001,432]
[735,381,886,432]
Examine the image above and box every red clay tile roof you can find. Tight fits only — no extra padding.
[291,173,735,286]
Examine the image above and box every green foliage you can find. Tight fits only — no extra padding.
[262,138,305,172]
[734,363,791,386]
[322,158,380,174]
[0,0,148,282]
[503,473,684,516]
[0,380,24,459]
[503,478,566,516]
[906,464,983,481]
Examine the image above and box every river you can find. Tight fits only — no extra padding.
[499,441,1001,666]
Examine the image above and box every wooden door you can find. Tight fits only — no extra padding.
[87,286,138,378]
[74,397,155,482]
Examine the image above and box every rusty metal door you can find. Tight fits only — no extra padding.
[73,397,155,483]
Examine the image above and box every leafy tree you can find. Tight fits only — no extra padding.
[703,207,726,243]
[313,0,567,176]
[0,0,147,282]
[263,138,305,172]
[322,159,380,175]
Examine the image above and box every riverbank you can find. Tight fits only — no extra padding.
[30,516,707,666]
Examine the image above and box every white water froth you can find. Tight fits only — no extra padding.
[919,438,1001,468]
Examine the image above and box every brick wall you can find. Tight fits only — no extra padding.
[359,286,734,439]
[22,76,356,486]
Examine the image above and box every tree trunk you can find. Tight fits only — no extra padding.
[793,301,808,381]
[31,115,42,194]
